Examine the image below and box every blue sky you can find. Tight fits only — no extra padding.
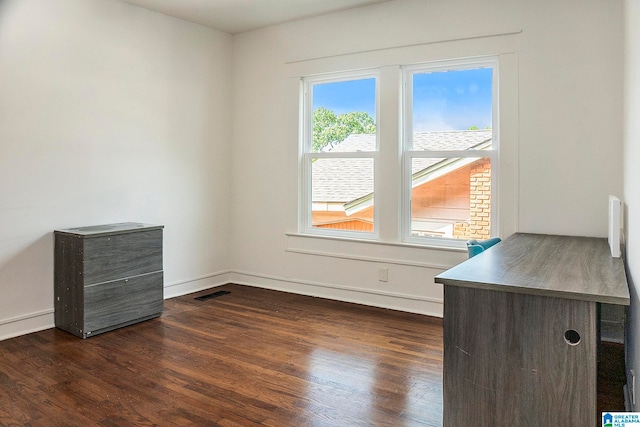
[312,78,377,117]
[312,67,492,132]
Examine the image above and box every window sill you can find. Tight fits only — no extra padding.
[285,232,467,270]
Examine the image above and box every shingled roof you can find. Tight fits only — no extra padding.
[312,129,492,204]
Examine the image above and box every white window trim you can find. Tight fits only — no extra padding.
[291,38,520,252]
[299,70,381,240]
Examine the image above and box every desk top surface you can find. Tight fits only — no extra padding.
[435,233,630,305]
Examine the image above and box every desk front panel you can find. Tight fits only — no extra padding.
[443,285,596,426]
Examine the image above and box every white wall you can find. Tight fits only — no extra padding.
[0,0,233,339]
[624,0,640,411]
[229,0,624,315]
[0,0,627,339]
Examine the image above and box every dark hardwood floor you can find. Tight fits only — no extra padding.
[598,341,627,416]
[0,284,626,426]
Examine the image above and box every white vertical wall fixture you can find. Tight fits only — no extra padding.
[610,195,622,258]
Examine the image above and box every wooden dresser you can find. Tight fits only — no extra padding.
[54,222,164,338]
[435,233,630,426]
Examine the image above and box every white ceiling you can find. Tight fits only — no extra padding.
[118,0,393,34]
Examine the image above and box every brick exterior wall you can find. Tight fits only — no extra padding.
[454,221,471,238]
[469,158,491,239]
[453,158,491,240]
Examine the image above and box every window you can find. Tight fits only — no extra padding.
[402,59,497,247]
[298,57,501,248]
[300,72,379,238]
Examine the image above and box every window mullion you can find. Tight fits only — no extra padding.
[407,150,496,158]
[310,151,377,160]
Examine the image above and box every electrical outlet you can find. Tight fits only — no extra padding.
[378,267,388,282]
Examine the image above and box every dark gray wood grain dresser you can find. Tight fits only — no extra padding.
[54,222,164,338]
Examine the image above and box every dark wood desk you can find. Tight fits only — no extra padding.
[435,233,629,426]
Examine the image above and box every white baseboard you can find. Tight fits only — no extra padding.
[0,270,233,342]
[229,270,444,318]
[0,309,54,341]
[163,270,233,299]
[1,268,442,341]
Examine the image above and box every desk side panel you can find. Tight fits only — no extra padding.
[443,285,596,426]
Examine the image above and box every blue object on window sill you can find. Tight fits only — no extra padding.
[466,237,502,258]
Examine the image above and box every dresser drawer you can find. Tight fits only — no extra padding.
[84,271,163,334]
[83,229,162,285]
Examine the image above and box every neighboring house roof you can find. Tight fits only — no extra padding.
[312,130,492,205]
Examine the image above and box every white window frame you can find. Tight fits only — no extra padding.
[299,70,380,239]
[401,57,500,248]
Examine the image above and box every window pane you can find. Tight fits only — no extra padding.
[412,67,492,149]
[311,158,374,232]
[312,78,376,153]
[411,157,491,240]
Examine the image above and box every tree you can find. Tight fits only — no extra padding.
[313,107,376,152]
